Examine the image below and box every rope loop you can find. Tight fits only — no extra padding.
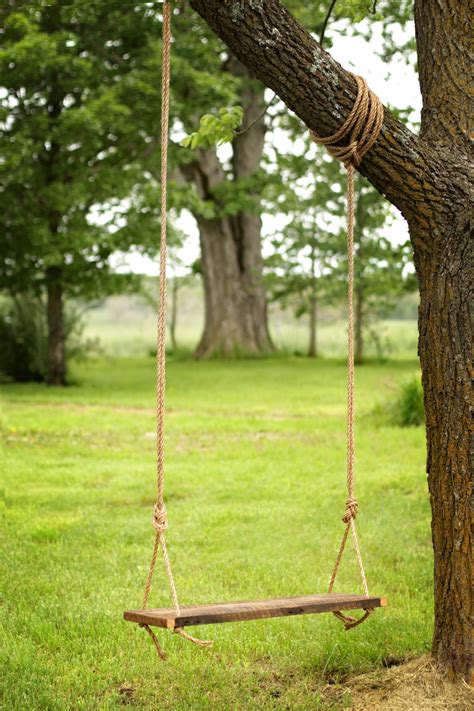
[174,627,213,648]
[152,504,168,533]
[310,74,383,168]
[342,497,358,523]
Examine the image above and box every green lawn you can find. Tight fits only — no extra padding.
[2,356,432,710]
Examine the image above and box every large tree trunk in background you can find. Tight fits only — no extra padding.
[182,60,273,357]
[190,0,473,680]
[46,266,65,386]
[195,213,271,356]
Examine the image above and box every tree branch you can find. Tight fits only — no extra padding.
[188,0,429,224]
[319,0,337,47]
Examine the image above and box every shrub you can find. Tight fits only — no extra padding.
[390,376,425,427]
[0,295,48,382]
[0,294,91,383]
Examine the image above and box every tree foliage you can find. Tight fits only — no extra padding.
[0,0,171,299]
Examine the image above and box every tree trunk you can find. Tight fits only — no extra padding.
[307,296,317,358]
[415,230,472,682]
[308,246,317,358]
[180,61,273,357]
[46,266,66,386]
[354,283,364,365]
[412,0,472,680]
[169,276,178,351]
[354,206,364,365]
[190,0,473,680]
[195,213,271,356]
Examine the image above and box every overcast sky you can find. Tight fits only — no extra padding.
[111,18,421,276]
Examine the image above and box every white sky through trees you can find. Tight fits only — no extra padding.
[110,19,421,276]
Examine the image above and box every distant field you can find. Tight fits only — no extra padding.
[84,291,419,359]
[3,355,433,709]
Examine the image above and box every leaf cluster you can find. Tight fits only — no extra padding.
[181,106,243,150]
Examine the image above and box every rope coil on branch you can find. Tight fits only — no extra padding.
[310,73,384,629]
[309,75,383,168]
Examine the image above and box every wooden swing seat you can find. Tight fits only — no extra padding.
[124,593,386,629]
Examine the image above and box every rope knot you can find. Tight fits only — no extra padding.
[324,139,361,168]
[152,504,168,533]
[309,75,383,169]
[342,497,358,523]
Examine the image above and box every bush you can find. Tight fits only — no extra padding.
[0,294,91,383]
[390,376,425,427]
[0,295,48,382]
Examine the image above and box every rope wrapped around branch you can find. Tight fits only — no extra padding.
[310,74,383,630]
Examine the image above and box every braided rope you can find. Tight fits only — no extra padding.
[140,0,211,658]
[310,74,383,629]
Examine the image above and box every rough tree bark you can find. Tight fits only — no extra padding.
[181,60,273,357]
[46,266,66,386]
[190,0,473,680]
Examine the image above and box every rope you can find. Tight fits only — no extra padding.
[140,0,211,658]
[310,74,383,629]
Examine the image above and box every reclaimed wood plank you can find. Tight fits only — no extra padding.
[124,593,386,629]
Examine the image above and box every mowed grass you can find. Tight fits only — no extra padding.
[2,356,432,710]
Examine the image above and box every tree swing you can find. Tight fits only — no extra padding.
[124,2,386,659]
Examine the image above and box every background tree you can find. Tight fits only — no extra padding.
[267,141,414,361]
[1,1,417,372]
[170,0,411,357]
[265,150,342,358]
[164,10,272,357]
[267,213,332,358]
[190,0,473,681]
[0,0,170,384]
[350,182,414,362]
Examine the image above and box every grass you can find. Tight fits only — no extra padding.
[84,317,419,359]
[84,292,418,360]
[2,355,436,709]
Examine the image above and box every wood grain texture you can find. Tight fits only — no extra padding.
[124,593,386,629]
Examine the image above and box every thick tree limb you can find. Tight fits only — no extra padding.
[188,0,435,225]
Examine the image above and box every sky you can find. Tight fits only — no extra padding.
[110,17,422,277]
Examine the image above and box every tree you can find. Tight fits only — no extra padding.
[189,0,472,680]
[326,172,414,364]
[350,181,414,362]
[169,10,274,357]
[0,1,167,383]
[265,152,342,358]
[268,214,329,358]
[267,143,413,360]
[171,0,405,358]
